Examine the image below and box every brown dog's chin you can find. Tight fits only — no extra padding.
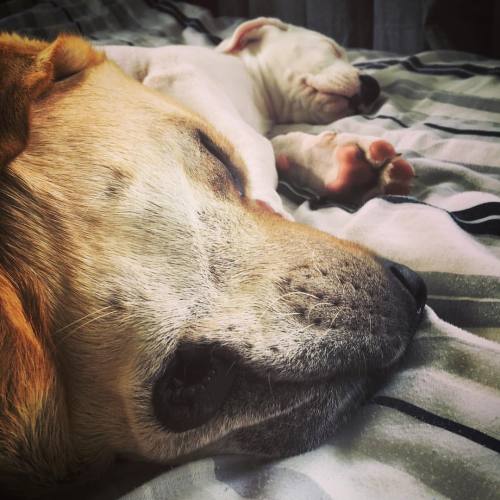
[152,345,236,432]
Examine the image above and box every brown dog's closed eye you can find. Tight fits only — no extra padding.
[198,129,247,196]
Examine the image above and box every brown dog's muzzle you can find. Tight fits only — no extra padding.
[152,240,427,434]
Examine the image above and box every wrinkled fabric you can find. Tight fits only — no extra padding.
[2,2,499,499]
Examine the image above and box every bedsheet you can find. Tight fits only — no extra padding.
[1,1,499,499]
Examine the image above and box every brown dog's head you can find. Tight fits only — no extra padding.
[0,34,425,496]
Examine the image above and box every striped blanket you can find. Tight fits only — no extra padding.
[1,1,499,499]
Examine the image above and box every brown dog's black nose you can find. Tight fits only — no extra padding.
[383,260,427,317]
[359,74,380,106]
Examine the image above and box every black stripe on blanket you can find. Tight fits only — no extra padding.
[371,396,500,454]
[145,0,222,45]
[47,0,85,38]
[277,185,500,236]
[354,55,500,78]
[421,122,500,138]
[379,196,500,235]
[360,114,500,138]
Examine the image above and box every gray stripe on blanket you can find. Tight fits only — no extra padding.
[417,50,500,65]
[421,272,500,328]
[383,119,500,142]
[427,298,500,328]
[351,405,500,500]
[357,111,500,131]
[383,80,500,113]
[351,49,499,64]
[421,272,500,297]
[373,109,500,131]
[403,337,500,390]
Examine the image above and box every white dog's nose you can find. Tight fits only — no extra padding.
[359,74,380,106]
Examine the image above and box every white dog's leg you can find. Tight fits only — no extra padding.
[271,131,415,205]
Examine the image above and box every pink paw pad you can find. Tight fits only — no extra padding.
[390,158,415,180]
[369,140,396,162]
[383,159,415,195]
[272,132,415,205]
[326,142,414,202]
[325,144,379,203]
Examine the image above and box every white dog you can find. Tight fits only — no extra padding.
[105,17,415,216]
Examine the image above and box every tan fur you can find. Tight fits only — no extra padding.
[0,270,75,491]
[0,33,101,493]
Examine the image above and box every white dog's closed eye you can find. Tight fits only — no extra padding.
[303,63,361,98]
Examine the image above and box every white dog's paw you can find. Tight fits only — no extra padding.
[271,131,415,204]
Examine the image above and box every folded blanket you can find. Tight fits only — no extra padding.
[1,2,498,499]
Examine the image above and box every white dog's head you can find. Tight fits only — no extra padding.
[217,17,380,124]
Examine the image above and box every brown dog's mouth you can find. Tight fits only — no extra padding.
[152,346,236,433]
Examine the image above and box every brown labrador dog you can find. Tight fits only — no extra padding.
[0,34,425,497]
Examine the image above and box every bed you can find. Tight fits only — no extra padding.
[1,1,499,498]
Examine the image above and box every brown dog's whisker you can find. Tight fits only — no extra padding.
[55,305,114,334]
[267,373,275,399]
[328,307,346,328]
[58,309,118,343]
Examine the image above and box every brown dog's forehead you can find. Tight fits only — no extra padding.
[0,31,250,212]
[15,62,248,216]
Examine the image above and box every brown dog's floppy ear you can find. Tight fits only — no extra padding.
[0,271,73,489]
[0,33,104,169]
[216,17,288,53]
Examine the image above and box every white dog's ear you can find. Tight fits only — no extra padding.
[216,17,288,53]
